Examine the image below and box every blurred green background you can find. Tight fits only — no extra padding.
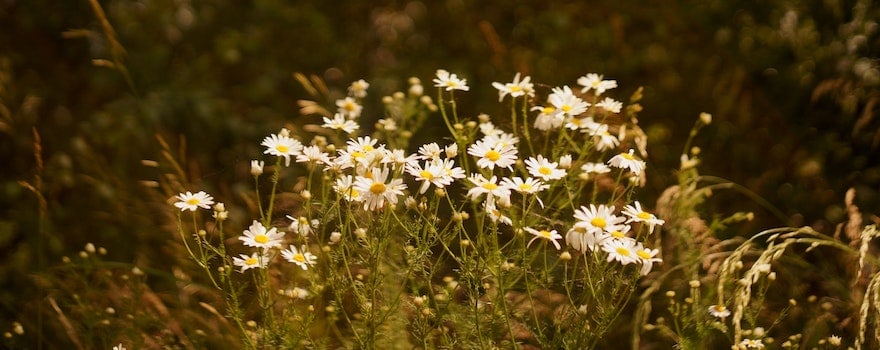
[1,0,878,347]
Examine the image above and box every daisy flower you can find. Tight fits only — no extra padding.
[485,202,513,226]
[467,174,511,208]
[239,220,285,250]
[601,238,639,265]
[501,176,548,207]
[406,160,446,194]
[491,72,534,102]
[322,113,359,134]
[525,155,567,181]
[524,227,563,250]
[287,215,318,236]
[636,245,662,276]
[353,167,406,211]
[573,204,625,234]
[384,148,417,167]
[581,162,611,175]
[622,201,665,233]
[336,136,386,169]
[437,158,466,182]
[739,339,764,349]
[336,97,363,118]
[607,224,632,240]
[281,244,318,270]
[467,138,518,170]
[608,149,646,175]
[416,142,442,160]
[174,191,214,212]
[548,86,590,117]
[483,132,520,149]
[501,176,549,194]
[478,121,504,137]
[564,115,599,131]
[433,69,470,91]
[596,97,622,113]
[334,175,362,202]
[531,105,564,131]
[565,225,608,252]
[583,123,620,151]
[296,145,332,165]
[708,304,731,318]
[233,252,270,272]
[262,133,303,167]
[577,73,618,96]
[348,79,369,98]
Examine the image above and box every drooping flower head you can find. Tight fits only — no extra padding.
[608,149,646,175]
[524,227,563,250]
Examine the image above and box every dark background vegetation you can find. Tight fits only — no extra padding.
[1,0,877,347]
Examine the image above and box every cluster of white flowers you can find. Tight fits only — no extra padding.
[563,202,664,275]
[172,70,663,277]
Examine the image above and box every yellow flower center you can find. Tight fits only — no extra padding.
[255,235,269,244]
[540,230,551,238]
[592,81,601,88]
[621,152,635,160]
[611,230,625,239]
[276,145,289,153]
[344,102,356,111]
[637,212,652,220]
[419,170,434,180]
[481,183,498,190]
[616,247,631,257]
[519,183,533,191]
[351,151,365,159]
[637,250,652,259]
[713,305,727,313]
[510,85,521,92]
[363,145,374,151]
[186,198,200,205]
[245,257,258,266]
[590,217,607,228]
[485,150,501,162]
[292,253,306,263]
[538,166,552,175]
[369,182,386,194]
[542,106,555,114]
[561,105,573,113]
